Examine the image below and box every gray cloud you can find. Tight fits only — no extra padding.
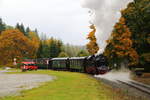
[0,0,89,45]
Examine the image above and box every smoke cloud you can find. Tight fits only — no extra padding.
[82,0,133,54]
[95,70,131,82]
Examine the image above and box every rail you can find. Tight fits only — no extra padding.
[117,80,150,95]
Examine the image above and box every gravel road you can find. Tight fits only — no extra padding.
[0,70,54,97]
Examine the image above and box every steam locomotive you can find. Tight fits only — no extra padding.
[84,54,109,74]
[34,54,109,75]
[25,53,149,76]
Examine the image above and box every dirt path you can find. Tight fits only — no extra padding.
[0,70,54,97]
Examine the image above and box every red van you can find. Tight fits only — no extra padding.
[21,62,38,72]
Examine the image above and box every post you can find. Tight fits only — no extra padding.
[46,59,49,70]
[13,58,17,65]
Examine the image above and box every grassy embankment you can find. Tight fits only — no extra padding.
[0,70,143,100]
[132,73,150,85]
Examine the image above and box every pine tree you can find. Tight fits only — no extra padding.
[37,41,43,58]
[49,40,58,58]
[0,18,6,34]
[15,23,26,36]
[20,23,26,35]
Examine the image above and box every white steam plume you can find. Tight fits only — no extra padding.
[95,69,132,82]
[82,0,133,54]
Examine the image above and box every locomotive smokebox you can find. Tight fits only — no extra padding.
[95,54,108,66]
[86,54,109,75]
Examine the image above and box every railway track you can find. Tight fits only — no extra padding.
[117,80,150,95]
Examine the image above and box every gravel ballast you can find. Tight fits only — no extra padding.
[0,70,54,97]
[95,77,150,100]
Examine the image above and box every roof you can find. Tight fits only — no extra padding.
[51,58,69,61]
[21,62,36,64]
[51,57,86,61]
[69,57,86,60]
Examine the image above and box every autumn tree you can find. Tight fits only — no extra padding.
[0,29,37,65]
[121,0,150,67]
[28,31,40,58]
[86,25,99,55]
[104,17,139,68]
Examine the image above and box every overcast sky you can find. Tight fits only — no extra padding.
[0,0,90,45]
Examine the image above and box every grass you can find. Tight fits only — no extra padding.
[0,69,146,100]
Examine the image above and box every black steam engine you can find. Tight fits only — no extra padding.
[84,54,109,74]
[30,54,149,76]
[34,54,109,75]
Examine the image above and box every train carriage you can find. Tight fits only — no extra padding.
[50,57,86,72]
[69,57,85,72]
[51,58,69,70]
[35,58,50,69]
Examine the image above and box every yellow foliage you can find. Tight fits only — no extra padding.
[105,17,139,65]
[0,29,38,65]
[86,25,99,54]
[86,41,99,55]
[87,25,97,41]
[28,31,40,58]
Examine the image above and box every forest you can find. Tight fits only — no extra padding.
[87,0,150,69]
[0,20,89,66]
[0,0,149,69]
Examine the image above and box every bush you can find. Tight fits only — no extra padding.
[58,52,69,57]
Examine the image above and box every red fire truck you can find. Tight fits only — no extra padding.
[21,62,38,72]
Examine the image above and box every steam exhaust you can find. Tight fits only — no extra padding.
[81,0,133,54]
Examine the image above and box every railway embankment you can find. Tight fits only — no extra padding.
[132,73,150,85]
[95,76,150,100]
